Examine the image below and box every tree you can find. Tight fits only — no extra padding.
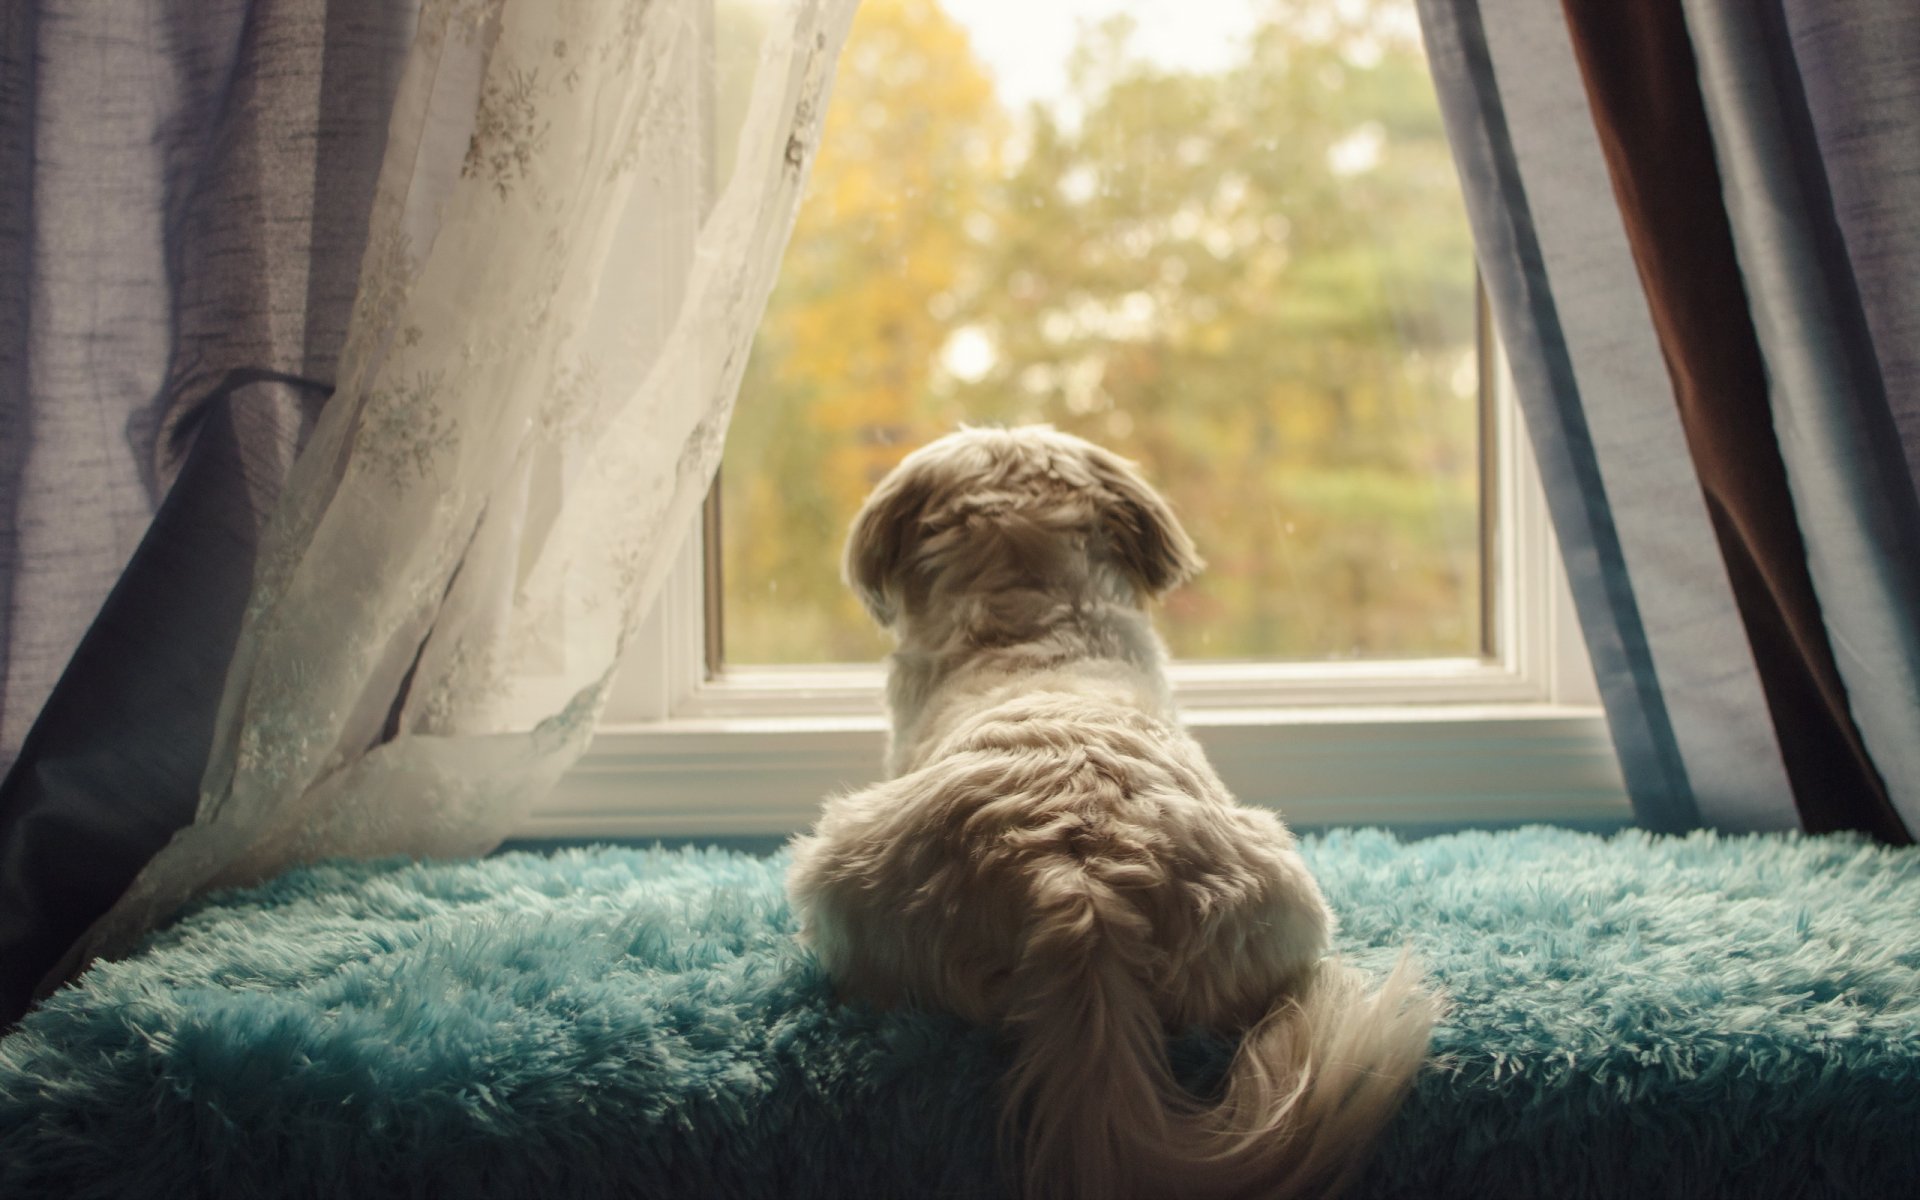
[726,0,1481,664]
[723,0,1008,662]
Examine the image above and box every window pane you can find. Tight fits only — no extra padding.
[721,0,1479,664]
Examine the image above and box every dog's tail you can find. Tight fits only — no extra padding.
[1001,867,1436,1200]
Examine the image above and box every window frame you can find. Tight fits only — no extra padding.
[529,332,1628,840]
[526,0,1626,840]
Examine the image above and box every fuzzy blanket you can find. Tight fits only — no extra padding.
[2,827,1916,1199]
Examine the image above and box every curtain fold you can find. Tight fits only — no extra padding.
[39,0,859,994]
[0,384,325,1026]
[0,0,417,1029]
[1783,7,1920,498]
[1416,0,1918,840]
[1680,0,1920,837]
[1558,0,1905,842]
[1415,0,1795,832]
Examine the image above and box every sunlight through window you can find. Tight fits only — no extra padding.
[719,0,1480,665]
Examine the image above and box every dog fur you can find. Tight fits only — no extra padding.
[786,426,1436,1200]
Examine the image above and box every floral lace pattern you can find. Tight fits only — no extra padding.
[54,0,860,981]
[462,59,551,197]
[354,371,456,485]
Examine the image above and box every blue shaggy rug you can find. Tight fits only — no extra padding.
[2,827,1917,1199]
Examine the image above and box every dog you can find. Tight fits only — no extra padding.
[787,426,1436,1199]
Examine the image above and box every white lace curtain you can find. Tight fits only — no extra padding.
[49,0,859,985]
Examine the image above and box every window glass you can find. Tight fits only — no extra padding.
[721,0,1478,664]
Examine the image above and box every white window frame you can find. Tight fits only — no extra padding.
[529,332,1630,840]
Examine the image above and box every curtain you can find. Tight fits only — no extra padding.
[5,0,858,1022]
[0,0,418,1028]
[1415,0,1920,841]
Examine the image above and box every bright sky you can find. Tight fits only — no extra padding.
[939,0,1263,110]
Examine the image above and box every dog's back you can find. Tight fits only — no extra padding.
[789,671,1431,1199]
[788,427,1437,1199]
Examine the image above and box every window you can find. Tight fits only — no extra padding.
[723,0,1481,669]
[531,0,1626,840]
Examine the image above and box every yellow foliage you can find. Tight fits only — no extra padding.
[723,0,1481,666]
[764,0,1008,498]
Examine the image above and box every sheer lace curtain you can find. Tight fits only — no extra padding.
[47,0,859,989]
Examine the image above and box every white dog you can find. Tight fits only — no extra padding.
[787,426,1436,1200]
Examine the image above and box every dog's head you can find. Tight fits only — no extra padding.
[844,425,1202,629]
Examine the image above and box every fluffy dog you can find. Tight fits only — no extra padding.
[787,426,1436,1200]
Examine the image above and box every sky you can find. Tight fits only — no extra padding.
[937,0,1263,110]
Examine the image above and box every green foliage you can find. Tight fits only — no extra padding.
[724,0,1480,664]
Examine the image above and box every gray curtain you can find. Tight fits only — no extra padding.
[0,0,417,1027]
[1415,0,1919,840]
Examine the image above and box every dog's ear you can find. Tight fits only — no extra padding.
[843,465,935,627]
[1085,446,1203,598]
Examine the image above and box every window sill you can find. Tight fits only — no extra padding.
[568,358,1626,842]
[529,701,1629,839]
